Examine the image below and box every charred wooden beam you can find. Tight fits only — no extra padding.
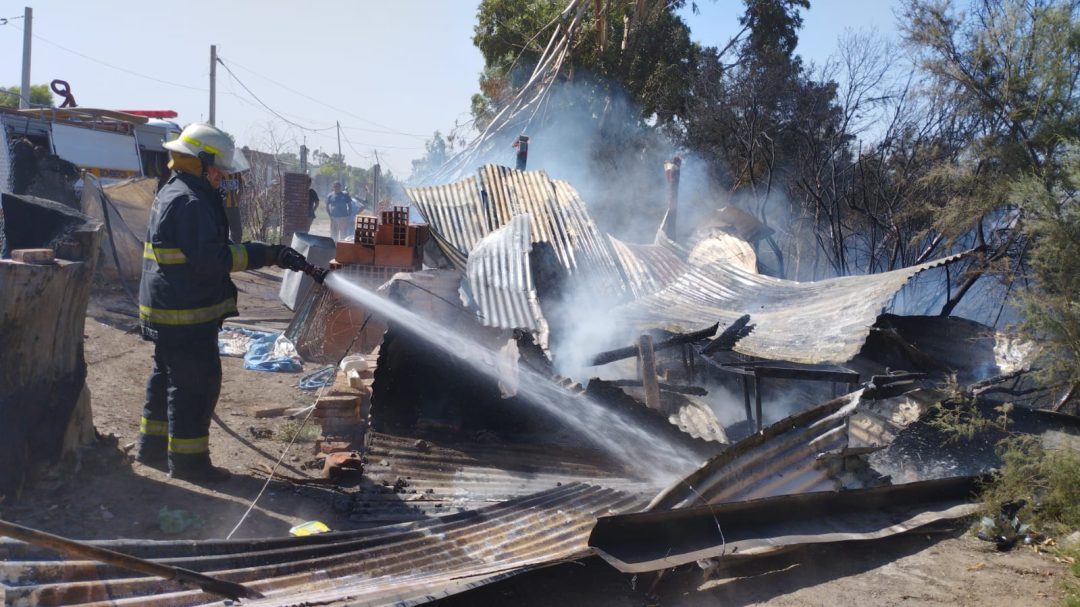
[588,322,719,366]
[637,335,661,411]
[701,314,754,355]
[608,380,708,396]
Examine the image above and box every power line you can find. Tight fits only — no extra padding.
[216,58,337,133]
[32,33,207,92]
[221,56,430,138]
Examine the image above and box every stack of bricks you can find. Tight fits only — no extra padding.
[331,205,429,279]
[298,206,429,364]
[280,172,311,245]
[313,363,374,452]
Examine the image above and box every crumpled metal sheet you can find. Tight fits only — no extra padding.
[359,431,657,523]
[617,255,962,365]
[410,166,961,368]
[406,165,625,298]
[0,484,642,607]
[607,235,688,298]
[589,476,979,573]
[462,213,547,335]
[647,390,866,511]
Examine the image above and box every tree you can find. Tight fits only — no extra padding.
[1014,150,1080,409]
[0,84,54,108]
[899,0,1080,314]
[470,0,699,130]
[410,131,451,182]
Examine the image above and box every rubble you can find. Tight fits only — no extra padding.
[3,162,1076,607]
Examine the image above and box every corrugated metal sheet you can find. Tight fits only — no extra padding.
[607,235,688,298]
[589,476,979,573]
[617,255,961,365]
[463,213,546,334]
[647,390,865,510]
[0,483,642,607]
[410,166,963,369]
[406,165,625,296]
[358,431,657,523]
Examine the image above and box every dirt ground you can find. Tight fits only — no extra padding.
[2,259,1075,606]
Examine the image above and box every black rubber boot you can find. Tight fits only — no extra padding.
[168,453,231,483]
[135,435,168,469]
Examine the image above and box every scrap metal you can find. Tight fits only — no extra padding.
[409,164,965,370]
[618,254,963,365]
[462,213,548,335]
[0,484,640,607]
[589,476,980,573]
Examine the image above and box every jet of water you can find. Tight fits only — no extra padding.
[326,273,700,485]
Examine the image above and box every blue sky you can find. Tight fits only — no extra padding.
[1,1,902,176]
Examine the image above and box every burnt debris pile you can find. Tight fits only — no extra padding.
[3,165,1077,607]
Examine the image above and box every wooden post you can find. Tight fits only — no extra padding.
[637,334,661,411]
[755,375,764,433]
[741,374,753,424]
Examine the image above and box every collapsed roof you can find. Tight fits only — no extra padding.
[405,164,962,365]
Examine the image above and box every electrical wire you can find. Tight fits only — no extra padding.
[221,57,429,138]
[216,58,337,134]
[32,33,207,92]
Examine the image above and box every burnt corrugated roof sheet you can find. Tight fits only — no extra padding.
[410,166,961,367]
[358,431,656,523]
[0,483,642,607]
[406,165,625,295]
[589,476,979,573]
[617,255,960,365]
[646,391,865,511]
[462,213,547,334]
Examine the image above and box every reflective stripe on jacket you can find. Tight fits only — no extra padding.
[139,171,270,339]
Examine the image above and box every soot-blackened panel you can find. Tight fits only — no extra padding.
[0,192,90,258]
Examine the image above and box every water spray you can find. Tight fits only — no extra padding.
[325,273,700,485]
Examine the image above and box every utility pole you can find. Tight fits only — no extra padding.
[336,121,343,187]
[209,45,217,125]
[19,6,32,109]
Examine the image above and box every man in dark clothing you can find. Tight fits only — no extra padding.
[136,122,313,483]
[11,137,37,195]
[306,176,319,233]
[221,173,244,242]
[326,181,354,241]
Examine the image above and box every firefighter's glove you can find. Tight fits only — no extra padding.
[271,246,309,273]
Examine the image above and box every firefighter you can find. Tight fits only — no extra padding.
[135,122,311,482]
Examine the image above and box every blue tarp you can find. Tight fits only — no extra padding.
[219,328,303,373]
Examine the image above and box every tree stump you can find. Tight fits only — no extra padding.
[0,193,102,500]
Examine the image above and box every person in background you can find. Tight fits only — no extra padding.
[326,181,355,241]
[306,176,320,234]
[221,171,244,242]
[136,122,315,483]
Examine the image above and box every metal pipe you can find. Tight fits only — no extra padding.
[663,156,681,241]
[515,135,529,170]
